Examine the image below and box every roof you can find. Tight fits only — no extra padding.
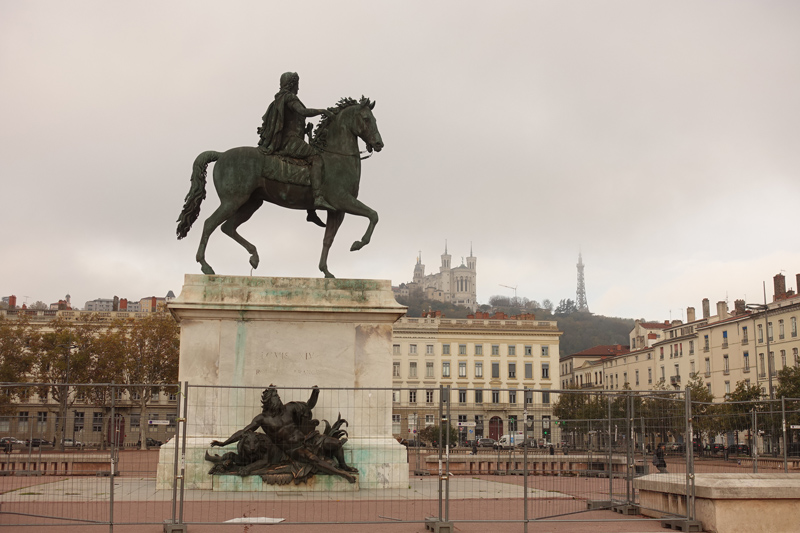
[638,321,670,329]
[565,344,630,358]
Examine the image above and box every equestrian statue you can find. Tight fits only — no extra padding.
[176,72,383,278]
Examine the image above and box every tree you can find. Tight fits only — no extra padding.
[31,317,96,448]
[541,299,554,313]
[776,366,800,399]
[29,301,48,311]
[419,423,458,448]
[554,299,578,316]
[0,316,35,414]
[122,313,179,449]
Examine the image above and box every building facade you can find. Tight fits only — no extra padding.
[391,314,562,444]
[560,344,629,390]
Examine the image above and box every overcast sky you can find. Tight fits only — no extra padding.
[2,1,799,321]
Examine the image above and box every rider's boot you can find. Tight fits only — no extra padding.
[310,160,335,211]
[306,209,326,228]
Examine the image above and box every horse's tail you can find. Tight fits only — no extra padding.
[176,151,221,239]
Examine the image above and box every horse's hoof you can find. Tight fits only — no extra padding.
[201,264,215,275]
[350,241,363,252]
[249,255,259,269]
[324,272,335,279]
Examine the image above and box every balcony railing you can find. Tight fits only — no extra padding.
[670,375,681,386]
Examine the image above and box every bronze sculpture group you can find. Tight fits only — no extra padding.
[205,386,358,485]
[177,71,383,278]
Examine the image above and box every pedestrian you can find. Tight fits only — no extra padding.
[549,444,554,455]
[3,440,11,454]
[653,443,667,473]
[472,442,478,455]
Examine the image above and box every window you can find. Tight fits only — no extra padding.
[409,344,417,354]
[648,368,652,384]
[130,414,140,428]
[768,322,773,342]
[704,335,709,351]
[458,361,467,377]
[525,363,533,379]
[459,344,467,355]
[426,390,434,403]
[795,348,799,366]
[425,414,434,426]
[769,351,776,376]
[18,411,29,432]
[393,344,400,355]
[131,390,141,400]
[723,354,729,374]
[743,352,750,372]
[168,391,177,402]
[475,344,483,356]
[475,390,483,403]
[509,390,516,404]
[409,390,417,403]
[704,357,711,376]
[409,361,417,378]
[167,413,177,428]
[458,389,467,403]
[742,326,748,343]
[635,369,640,386]
[779,320,785,339]
[542,391,550,404]
[758,324,764,343]
[393,362,401,377]
[392,390,400,403]
[690,360,696,376]
[661,366,665,381]
[722,330,728,347]
[623,372,627,385]
[36,411,47,432]
[524,345,532,356]
[426,361,434,378]
[442,362,450,378]
[525,389,533,404]
[670,345,673,358]
[541,346,549,357]
[93,412,103,432]
[491,362,500,378]
[660,347,664,360]
[475,362,483,378]
[426,344,434,355]
[392,414,401,433]
[492,389,500,403]
[491,345,500,356]
[508,345,516,356]
[73,411,84,433]
[508,363,516,378]
[781,350,787,369]
[706,383,712,394]
[759,353,766,377]
[541,363,550,379]
[792,317,798,338]
[442,344,450,355]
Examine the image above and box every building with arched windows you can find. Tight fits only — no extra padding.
[394,243,478,311]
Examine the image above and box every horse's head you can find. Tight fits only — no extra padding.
[352,97,383,153]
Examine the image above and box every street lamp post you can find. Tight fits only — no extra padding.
[746,302,774,400]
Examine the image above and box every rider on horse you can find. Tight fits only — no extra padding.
[258,72,333,227]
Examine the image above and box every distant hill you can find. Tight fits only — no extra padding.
[398,293,634,358]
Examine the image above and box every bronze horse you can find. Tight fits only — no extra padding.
[176,97,383,277]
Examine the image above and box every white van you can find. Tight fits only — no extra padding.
[495,432,526,449]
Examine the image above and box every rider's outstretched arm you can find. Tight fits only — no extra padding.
[288,100,332,118]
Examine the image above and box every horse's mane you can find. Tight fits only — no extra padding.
[311,96,372,149]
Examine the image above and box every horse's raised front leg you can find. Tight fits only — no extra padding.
[329,195,378,252]
[196,200,243,275]
[319,211,345,278]
[221,196,264,270]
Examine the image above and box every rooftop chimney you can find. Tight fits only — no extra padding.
[119,298,128,310]
[702,298,710,319]
[716,301,728,319]
[686,307,696,322]
[8,295,16,309]
[734,299,745,315]
[774,273,787,301]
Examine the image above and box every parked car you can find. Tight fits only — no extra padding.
[136,437,163,448]
[515,438,538,449]
[61,438,84,448]
[25,438,51,447]
[733,444,751,455]
[477,438,496,448]
[667,442,685,453]
[710,443,726,455]
[0,437,23,446]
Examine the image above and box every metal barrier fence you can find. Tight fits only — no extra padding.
[3,383,797,530]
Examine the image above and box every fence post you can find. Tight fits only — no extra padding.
[684,387,695,521]
[169,383,182,527]
[178,382,189,526]
[523,403,529,533]
[438,384,444,522]
[752,409,758,473]
[607,394,613,503]
[109,383,115,533]
[782,397,788,473]
[626,392,633,505]
[445,385,451,524]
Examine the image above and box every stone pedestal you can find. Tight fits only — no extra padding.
[157,275,408,491]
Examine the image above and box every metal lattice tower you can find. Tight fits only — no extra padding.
[576,252,589,312]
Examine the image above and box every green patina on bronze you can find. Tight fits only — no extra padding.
[176,72,383,279]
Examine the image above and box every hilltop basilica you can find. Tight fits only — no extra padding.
[393,244,478,311]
